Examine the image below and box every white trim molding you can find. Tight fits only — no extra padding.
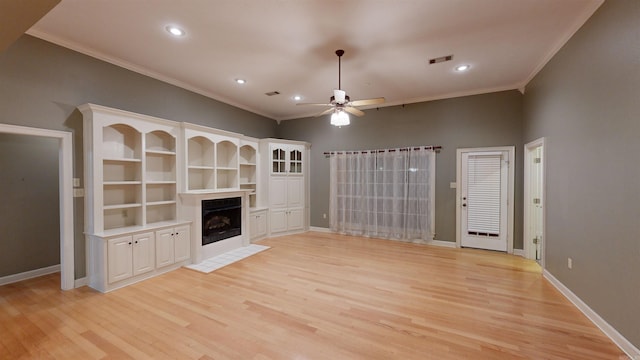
[0,264,61,286]
[544,270,640,359]
[523,137,546,266]
[0,124,75,290]
[428,239,457,248]
[74,277,88,288]
[309,226,332,233]
[513,249,525,257]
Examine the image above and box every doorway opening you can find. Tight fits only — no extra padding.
[524,138,545,266]
[0,124,74,290]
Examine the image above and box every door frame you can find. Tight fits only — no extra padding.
[456,146,515,253]
[523,137,546,267]
[0,124,74,290]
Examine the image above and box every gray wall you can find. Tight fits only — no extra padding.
[277,90,524,247]
[523,0,640,347]
[0,35,278,279]
[0,134,59,277]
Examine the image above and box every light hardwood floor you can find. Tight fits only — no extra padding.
[0,232,628,359]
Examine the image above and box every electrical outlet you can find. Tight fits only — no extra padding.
[323,213,327,219]
[568,257,573,269]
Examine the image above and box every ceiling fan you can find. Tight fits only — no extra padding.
[297,49,385,126]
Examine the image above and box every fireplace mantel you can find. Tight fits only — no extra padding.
[179,189,252,263]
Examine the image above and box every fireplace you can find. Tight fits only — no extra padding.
[202,197,241,246]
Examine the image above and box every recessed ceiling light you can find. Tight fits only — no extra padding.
[165,25,185,37]
[235,79,246,84]
[293,95,302,101]
[455,64,470,72]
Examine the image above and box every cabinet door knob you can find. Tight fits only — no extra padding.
[128,242,132,245]
[135,240,138,244]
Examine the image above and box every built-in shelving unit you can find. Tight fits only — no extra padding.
[145,131,177,225]
[80,104,190,293]
[101,124,143,230]
[187,136,215,191]
[79,104,311,293]
[239,143,258,207]
[183,124,252,195]
[216,140,238,189]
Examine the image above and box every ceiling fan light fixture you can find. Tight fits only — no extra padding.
[330,110,350,127]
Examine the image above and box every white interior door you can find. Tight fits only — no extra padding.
[459,150,510,252]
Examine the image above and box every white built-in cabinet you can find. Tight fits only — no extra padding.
[80,104,310,292]
[107,232,155,284]
[184,124,250,193]
[80,104,192,292]
[155,225,191,268]
[239,139,258,208]
[260,140,310,236]
[249,209,268,241]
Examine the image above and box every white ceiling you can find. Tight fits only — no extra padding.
[28,0,603,121]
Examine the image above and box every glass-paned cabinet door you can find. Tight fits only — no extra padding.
[272,148,286,173]
[289,149,303,174]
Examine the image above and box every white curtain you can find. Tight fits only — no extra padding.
[329,148,436,243]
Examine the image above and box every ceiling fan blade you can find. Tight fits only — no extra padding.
[349,97,385,107]
[334,89,346,104]
[296,102,332,106]
[344,106,365,117]
[315,108,335,117]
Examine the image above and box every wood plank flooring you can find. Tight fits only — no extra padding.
[0,232,628,359]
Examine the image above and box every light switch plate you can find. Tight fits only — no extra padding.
[73,188,84,197]
[450,182,457,189]
[73,178,80,187]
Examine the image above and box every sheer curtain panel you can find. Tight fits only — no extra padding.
[329,148,436,242]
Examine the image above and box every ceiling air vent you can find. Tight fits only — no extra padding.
[429,55,453,65]
[265,91,280,96]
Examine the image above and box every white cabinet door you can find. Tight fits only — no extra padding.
[287,208,304,232]
[155,228,174,268]
[132,232,155,276]
[270,209,288,234]
[286,177,304,208]
[269,176,288,208]
[108,235,133,284]
[256,212,268,238]
[173,225,191,262]
[250,211,268,240]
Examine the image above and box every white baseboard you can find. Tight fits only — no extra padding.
[513,249,525,257]
[307,229,457,249]
[74,277,88,288]
[543,269,640,359]
[309,226,332,233]
[0,264,61,286]
[427,239,457,248]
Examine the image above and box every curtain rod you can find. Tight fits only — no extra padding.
[324,146,441,156]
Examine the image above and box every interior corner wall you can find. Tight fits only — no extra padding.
[523,0,640,348]
[276,90,524,247]
[0,34,279,279]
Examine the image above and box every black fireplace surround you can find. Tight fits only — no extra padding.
[202,197,241,246]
